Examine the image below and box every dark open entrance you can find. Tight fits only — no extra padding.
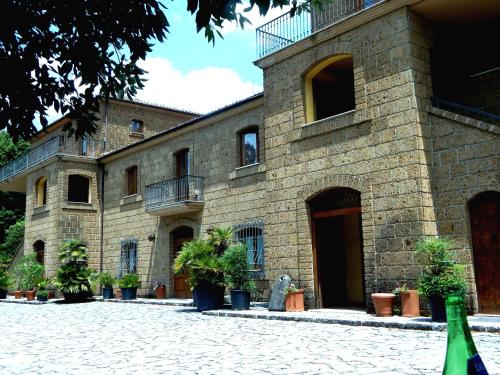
[309,188,365,308]
[33,240,45,265]
[171,226,193,299]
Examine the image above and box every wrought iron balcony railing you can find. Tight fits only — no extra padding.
[0,135,103,182]
[144,175,204,213]
[256,0,384,58]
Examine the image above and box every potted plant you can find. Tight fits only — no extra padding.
[220,243,256,310]
[371,292,396,317]
[416,236,468,322]
[174,227,231,312]
[53,240,95,302]
[15,253,45,301]
[393,283,420,317]
[153,281,167,299]
[0,269,12,299]
[98,272,115,300]
[35,279,49,301]
[118,273,140,300]
[284,283,305,312]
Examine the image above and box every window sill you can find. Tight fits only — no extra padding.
[292,110,371,142]
[62,202,96,211]
[32,205,49,216]
[229,163,266,180]
[129,132,145,139]
[120,194,143,206]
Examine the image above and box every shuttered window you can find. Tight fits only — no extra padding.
[127,166,138,196]
[117,239,138,278]
[233,220,265,278]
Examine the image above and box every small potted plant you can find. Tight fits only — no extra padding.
[15,253,45,301]
[0,269,12,299]
[36,279,49,301]
[118,273,140,300]
[416,236,468,322]
[393,283,420,317]
[371,291,396,317]
[98,272,115,300]
[284,283,305,312]
[220,243,256,310]
[153,281,167,299]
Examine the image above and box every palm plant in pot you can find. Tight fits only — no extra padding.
[53,240,95,302]
[174,227,231,312]
[220,243,256,310]
[118,273,140,300]
[416,236,467,322]
[98,272,115,300]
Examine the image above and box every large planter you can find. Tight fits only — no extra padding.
[285,289,305,312]
[371,293,395,317]
[102,287,114,300]
[63,291,91,303]
[37,294,48,302]
[194,282,224,312]
[400,290,420,317]
[25,290,36,301]
[230,290,250,310]
[121,287,137,300]
[0,289,7,299]
[155,285,167,299]
[429,295,447,322]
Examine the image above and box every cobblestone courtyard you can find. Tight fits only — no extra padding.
[1,302,499,374]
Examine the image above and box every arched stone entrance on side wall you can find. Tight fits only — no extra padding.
[468,191,499,314]
[33,240,45,265]
[298,174,374,309]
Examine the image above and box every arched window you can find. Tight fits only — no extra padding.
[304,54,355,123]
[126,166,138,196]
[33,240,45,265]
[35,176,47,207]
[68,175,90,203]
[233,220,264,278]
[239,127,259,166]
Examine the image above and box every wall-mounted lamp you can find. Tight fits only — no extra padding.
[206,227,214,235]
[147,233,156,242]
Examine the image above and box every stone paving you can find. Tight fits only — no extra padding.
[1,302,499,375]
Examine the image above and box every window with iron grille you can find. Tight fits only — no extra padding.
[233,220,264,278]
[117,239,138,278]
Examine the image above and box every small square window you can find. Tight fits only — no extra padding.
[130,119,144,133]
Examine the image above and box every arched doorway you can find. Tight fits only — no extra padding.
[33,240,45,265]
[171,226,193,299]
[309,188,365,308]
[469,191,499,314]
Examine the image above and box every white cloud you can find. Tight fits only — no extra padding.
[136,57,262,114]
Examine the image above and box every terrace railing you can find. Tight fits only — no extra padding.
[256,0,384,58]
[431,97,500,125]
[0,135,103,182]
[144,175,204,213]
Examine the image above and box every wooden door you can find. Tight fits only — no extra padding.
[174,237,192,299]
[469,191,500,314]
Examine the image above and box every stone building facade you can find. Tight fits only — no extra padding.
[1,0,498,313]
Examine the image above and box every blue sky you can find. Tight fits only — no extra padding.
[132,1,291,113]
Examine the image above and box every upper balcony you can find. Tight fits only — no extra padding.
[144,175,204,216]
[0,135,103,192]
[256,0,385,58]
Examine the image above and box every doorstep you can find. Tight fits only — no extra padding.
[0,296,61,304]
[202,307,500,333]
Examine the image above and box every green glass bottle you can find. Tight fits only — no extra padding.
[442,294,488,375]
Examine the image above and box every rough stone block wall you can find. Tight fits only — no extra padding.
[429,110,499,311]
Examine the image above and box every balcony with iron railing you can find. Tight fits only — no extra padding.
[0,135,104,185]
[144,175,205,216]
[256,0,384,58]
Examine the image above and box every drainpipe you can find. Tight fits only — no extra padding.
[99,163,105,276]
[103,100,109,152]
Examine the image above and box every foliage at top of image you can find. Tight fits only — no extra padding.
[0,0,318,141]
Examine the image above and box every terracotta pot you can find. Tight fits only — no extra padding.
[155,285,167,299]
[25,290,36,301]
[371,293,395,317]
[14,290,22,299]
[400,290,420,317]
[115,288,122,299]
[285,289,305,312]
